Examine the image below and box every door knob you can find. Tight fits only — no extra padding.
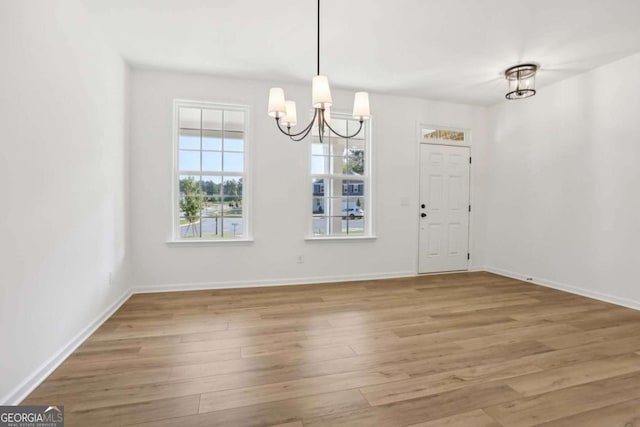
[421,213,427,218]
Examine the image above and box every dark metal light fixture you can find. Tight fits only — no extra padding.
[267,0,370,142]
[505,64,538,100]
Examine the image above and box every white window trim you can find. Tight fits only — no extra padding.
[168,99,253,244]
[306,112,375,241]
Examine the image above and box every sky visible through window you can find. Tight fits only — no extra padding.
[179,134,244,172]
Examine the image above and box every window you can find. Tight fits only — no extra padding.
[311,114,371,237]
[173,101,249,240]
[421,127,466,143]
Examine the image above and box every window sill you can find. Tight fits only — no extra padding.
[166,238,254,247]
[304,235,377,242]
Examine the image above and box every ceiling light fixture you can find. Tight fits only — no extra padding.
[505,64,537,100]
[267,0,370,142]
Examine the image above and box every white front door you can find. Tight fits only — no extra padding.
[419,144,470,273]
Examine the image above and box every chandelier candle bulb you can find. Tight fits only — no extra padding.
[283,100,298,127]
[312,75,333,108]
[352,92,370,120]
[268,87,287,117]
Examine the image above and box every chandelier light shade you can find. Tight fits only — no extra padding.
[268,88,286,118]
[353,92,370,120]
[312,76,333,108]
[505,64,538,100]
[282,101,297,127]
[267,0,370,142]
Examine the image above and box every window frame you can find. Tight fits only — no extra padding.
[169,99,252,244]
[307,112,374,240]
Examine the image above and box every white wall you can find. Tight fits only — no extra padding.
[486,52,640,308]
[0,0,130,403]
[130,70,489,290]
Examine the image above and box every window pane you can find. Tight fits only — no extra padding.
[351,196,365,211]
[202,151,222,172]
[345,149,365,174]
[323,196,343,217]
[179,150,200,171]
[312,179,325,196]
[312,142,329,156]
[179,129,200,150]
[202,194,222,231]
[329,118,347,137]
[179,108,201,129]
[340,198,363,218]
[331,156,348,175]
[323,179,343,199]
[312,197,326,215]
[201,195,219,219]
[179,175,200,196]
[223,152,243,172]
[202,109,222,130]
[179,190,203,238]
[422,128,465,142]
[200,216,222,239]
[181,221,201,239]
[222,197,243,218]
[203,130,222,151]
[327,216,344,234]
[200,175,222,197]
[348,139,365,151]
[224,131,244,151]
[224,111,245,132]
[348,120,365,139]
[312,155,330,174]
[312,217,328,236]
[343,180,365,197]
[223,217,243,238]
[331,138,347,157]
[221,177,243,200]
[343,215,365,234]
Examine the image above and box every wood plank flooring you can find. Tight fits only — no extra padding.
[22,272,640,426]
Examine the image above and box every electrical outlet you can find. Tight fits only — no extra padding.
[526,277,533,281]
[297,255,305,264]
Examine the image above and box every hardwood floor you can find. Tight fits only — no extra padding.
[22,272,640,426]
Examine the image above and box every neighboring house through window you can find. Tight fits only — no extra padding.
[311,113,371,236]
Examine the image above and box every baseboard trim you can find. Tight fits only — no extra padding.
[132,271,417,294]
[486,266,640,311]
[2,288,132,405]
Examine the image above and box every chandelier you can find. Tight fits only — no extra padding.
[267,0,370,142]
[505,64,537,100]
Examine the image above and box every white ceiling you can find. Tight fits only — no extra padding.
[85,0,640,105]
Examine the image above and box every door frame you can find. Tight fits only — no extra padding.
[415,123,473,275]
